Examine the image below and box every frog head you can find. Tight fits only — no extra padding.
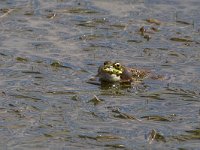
[98,61,124,82]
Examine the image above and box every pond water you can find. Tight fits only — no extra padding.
[0,0,200,149]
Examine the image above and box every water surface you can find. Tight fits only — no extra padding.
[0,0,200,149]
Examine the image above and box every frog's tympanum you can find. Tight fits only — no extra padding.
[97,61,150,83]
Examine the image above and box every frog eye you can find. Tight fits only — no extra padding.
[114,62,121,69]
[104,61,111,66]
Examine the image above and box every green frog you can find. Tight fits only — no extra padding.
[97,61,151,83]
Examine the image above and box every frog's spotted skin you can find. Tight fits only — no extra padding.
[97,61,150,83]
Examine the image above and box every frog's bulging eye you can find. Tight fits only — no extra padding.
[114,62,121,69]
[104,61,111,66]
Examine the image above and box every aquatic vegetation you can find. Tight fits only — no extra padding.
[170,37,193,42]
[16,57,28,62]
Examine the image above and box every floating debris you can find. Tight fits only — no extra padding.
[58,8,99,14]
[0,8,10,13]
[16,57,28,62]
[105,144,125,148]
[147,129,157,144]
[71,95,80,101]
[0,91,6,96]
[143,34,151,41]
[46,13,56,19]
[127,39,142,43]
[146,18,161,25]
[139,26,146,36]
[170,37,193,42]
[0,8,14,19]
[176,20,191,25]
[146,129,166,144]
[24,10,34,16]
[22,71,41,74]
[50,61,73,69]
[76,18,107,27]
[151,26,159,32]
[96,134,123,141]
[141,115,171,121]
[79,34,102,40]
[139,26,155,40]
[110,24,126,29]
[111,107,141,121]
[79,134,123,141]
[51,61,63,67]
[139,26,158,35]
[88,95,103,105]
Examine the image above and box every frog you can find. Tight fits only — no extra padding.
[97,61,156,83]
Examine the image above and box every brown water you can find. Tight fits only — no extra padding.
[0,0,200,149]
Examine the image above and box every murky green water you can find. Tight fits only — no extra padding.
[0,0,200,149]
